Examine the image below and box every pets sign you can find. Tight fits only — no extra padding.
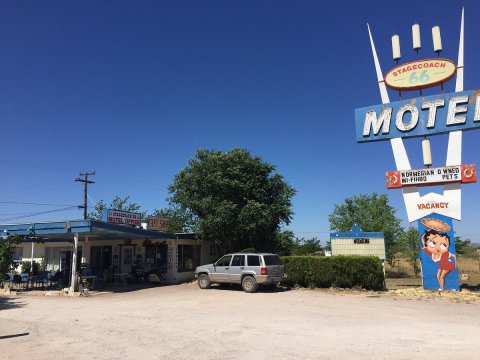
[386,164,477,189]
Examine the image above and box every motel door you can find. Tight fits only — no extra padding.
[121,245,135,274]
[60,251,72,285]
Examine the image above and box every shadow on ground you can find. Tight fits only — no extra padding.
[0,332,30,340]
[91,282,168,294]
[0,297,25,311]
[205,283,291,293]
[461,284,480,292]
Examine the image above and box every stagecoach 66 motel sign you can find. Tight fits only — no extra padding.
[384,58,456,91]
[355,9,477,223]
[356,10,477,291]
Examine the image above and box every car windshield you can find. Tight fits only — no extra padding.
[263,255,282,265]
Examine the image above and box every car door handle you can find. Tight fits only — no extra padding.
[240,267,244,270]
[225,267,229,270]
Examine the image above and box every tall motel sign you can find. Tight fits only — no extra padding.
[355,8,478,291]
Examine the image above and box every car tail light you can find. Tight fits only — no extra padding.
[261,267,268,275]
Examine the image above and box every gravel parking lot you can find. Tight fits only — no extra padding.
[1,284,479,360]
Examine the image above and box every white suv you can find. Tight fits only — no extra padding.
[194,253,285,293]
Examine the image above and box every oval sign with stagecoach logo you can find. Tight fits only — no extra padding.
[384,58,456,91]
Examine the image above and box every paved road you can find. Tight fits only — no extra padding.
[1,284,479,359]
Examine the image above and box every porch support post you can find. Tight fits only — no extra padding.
[70,233,79,293]
[30,242,35,273]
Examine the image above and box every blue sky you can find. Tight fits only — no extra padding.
[1,1,479,244]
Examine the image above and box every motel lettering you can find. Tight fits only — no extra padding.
[355,90,480,142]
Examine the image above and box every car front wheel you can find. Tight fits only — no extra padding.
[241,276,258,293]
[198,274,211,289]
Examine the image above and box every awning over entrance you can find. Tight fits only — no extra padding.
[1,220,195,243]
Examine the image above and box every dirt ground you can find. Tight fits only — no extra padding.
[1,283,480,360]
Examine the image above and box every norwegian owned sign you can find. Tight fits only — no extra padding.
[147,217,169,231]
[102,209,141,226]
[386,164,477,189]
[355,89,480,142]
[384,58,456,91]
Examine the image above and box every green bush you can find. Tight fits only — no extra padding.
[21,260,40,274]
[281,255,385,291]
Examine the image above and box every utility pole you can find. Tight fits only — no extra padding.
[75,171,95,219]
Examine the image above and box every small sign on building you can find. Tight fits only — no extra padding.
[102,209,141,227]
[330,224,385,260]
[147,217,169,232]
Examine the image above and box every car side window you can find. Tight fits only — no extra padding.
[247,255,260,266]
[216,255,232,267]
[231,255,245,267]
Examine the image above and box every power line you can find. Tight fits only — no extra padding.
[0,201,78,207]
[87,193,98,206]
[1,159,163,193]
[0,206,79,223]
[0,212,35,216]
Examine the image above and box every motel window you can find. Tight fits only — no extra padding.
[177,245,201,272]
[12,247,23,262]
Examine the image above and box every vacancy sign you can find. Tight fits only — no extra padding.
[386,164,476,189]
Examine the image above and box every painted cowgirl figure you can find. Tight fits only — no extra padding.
[421,228,457,291]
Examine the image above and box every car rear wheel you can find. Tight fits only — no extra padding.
[198,274,211,289]
[241,276,258,293]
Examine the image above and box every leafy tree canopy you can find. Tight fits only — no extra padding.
[168,148,296,253]
[148,206,196,233]
[88,195,147,221]
[0,235,20,275]
[454,236,474,256]
[291,237,323,256]
[274,230,296,256]
[328,193,404,263]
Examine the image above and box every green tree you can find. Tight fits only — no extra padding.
[328,193,404,264]
[399,227,421,277]
[274,230,296,256]
[454,236,473,256]
[88,195,147,221]
[325,239,331,252]
[292,237,323,256]
[168,148,296,254]
[0,235,20,276]
[148,206,197,233]
[21,260,40,275]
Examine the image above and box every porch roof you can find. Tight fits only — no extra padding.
[0,220,195,243]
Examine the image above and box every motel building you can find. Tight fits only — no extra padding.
[1,216,216,291]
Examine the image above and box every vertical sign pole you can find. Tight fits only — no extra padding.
[367,24,421,223]
[444,8,464,219]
